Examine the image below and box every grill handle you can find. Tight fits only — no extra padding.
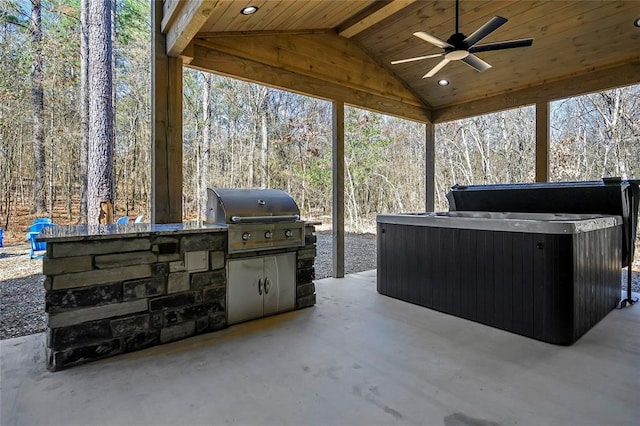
[231,214,300,223]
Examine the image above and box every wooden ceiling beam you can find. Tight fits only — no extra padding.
[189,43,431,123]
[193,32,430,115]
[161,0,184,33]
[338,0,417,39]
[165,0,219,57]
[197,29,335,38]
[431,61,640,123]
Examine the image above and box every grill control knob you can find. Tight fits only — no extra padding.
[242,232,251,241]
[264,231,273,239]
[285,230,293,238]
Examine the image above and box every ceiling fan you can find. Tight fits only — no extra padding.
[392,0,534,78]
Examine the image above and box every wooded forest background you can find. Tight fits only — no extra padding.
[1,0,639,241]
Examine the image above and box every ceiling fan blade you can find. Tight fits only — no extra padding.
[413,31,452,49]
[391,53,444,65]
[460,54,491,73]
[469,38,534,53]
[463,16,508,47]
[423,58,450,78]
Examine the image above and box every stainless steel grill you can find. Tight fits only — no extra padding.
[206,188,306,325]
[205,188,305,254]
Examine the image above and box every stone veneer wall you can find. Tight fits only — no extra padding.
[43,225,317,371]
[296,224,317,309]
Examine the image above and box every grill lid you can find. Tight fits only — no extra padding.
[206,188,300,225]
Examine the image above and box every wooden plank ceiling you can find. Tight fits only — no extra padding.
[162,0,640,123]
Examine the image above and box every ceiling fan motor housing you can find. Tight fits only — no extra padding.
[444,33,470,60]
[446,32,468,48]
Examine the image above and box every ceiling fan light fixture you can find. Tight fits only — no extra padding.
[437,79,450,86]
[240,5,259,15]
[634,17,640,27]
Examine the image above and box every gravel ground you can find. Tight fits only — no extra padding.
[0,244,46,340]
[314,231,377,279]
[1,233,638,340]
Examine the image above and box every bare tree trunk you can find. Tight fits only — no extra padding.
[131,116,138,211]
[297,140,307,212]
[79,0,89,223]
[192,119,200,219]
[201,74,212,218]
[345,158,359,230]
[87,0,115,224]
[123,149,129,214]
[590,91,621,179]
[19,130,25,204]
[260,90,269,188]
[195,129,201,221]
[111,0,118,213]
[230,118,237,187]
[248,129,256,187]
[461,129,474,183]
[66,165,72,219]
[48,110,54,216]
[30,0,46,214]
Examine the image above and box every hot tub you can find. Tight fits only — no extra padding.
[377,212,622,344]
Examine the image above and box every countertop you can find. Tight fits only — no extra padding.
[37,222,228,243]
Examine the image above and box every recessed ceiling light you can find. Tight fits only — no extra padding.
[634,17,640,27]
[437,79,450,86]
[241,5,259,15]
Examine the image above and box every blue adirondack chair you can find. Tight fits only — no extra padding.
[116,216,130,225]
[32,217,53,225]
[27,222,55,259]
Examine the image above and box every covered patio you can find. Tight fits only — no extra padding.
[152,0,640,277]
[2,2,639,423]
[2,271,638,425]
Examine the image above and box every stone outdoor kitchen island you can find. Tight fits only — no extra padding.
[38,222,317,371]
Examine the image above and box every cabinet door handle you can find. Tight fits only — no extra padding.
[264,277,270,294]
[258,278,263,295]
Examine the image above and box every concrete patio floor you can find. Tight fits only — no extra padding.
[1,270,638,426]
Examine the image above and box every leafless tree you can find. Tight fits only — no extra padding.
[260,90,269,189]
[87,0,114,224]
[78,0,89,223]
[30,0,46,214]
[200,73,213,220]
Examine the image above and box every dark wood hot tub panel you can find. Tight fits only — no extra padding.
[377,222,621,344]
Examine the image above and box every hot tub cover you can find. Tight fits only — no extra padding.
[446,178,639,268]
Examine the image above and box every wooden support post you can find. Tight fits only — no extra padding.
[535,102,550,182]
[332,101,345,278]
[152,1,183,224]
[425,122,435,212]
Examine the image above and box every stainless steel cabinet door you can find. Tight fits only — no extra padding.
[263,252,296,316]
[227,257,264,324]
